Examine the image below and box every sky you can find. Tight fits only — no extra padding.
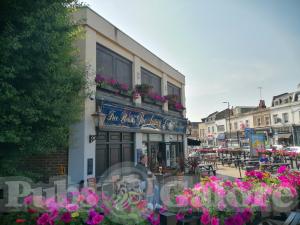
[84,0,300,121]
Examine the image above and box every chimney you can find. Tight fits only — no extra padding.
[259,100,266,109]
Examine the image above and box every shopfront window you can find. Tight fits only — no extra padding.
[142,133,184,172]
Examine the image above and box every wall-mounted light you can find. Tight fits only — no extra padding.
[89,100,106,143]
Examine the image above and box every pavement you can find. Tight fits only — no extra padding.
[216,164,245,179]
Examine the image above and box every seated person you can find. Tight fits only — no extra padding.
[259,154,269,164]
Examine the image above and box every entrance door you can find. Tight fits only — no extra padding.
[149,143,160,171]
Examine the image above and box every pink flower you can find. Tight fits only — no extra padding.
[255,171,263,180]
[159,205,168,214]
[224,217,234,225]
[86,193,99,206]
[66,203,79,212]
[61,212,72,223]
[120,83,129,91]
[107,78,117,86]
[217,201,226,211]
[233,214,244,225]
[194,183,202,190]
[86,209,104,225]
[37,213,50,225]
[23,195,33,205]
[100,204,111,215]
[211,216,219,225]
[95,74,105,83]
[200,210,211,225]
[277,165,288,174]
[45,197,59,212]
[190,196,202,208]
[92,214,104,224]
[176,212,184,221]
[176,195,189,207]
[241,208,252,222]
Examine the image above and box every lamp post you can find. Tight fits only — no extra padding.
[223,101,231,145]
[89,99,106,143]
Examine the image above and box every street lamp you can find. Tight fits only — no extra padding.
[222,101,231,143]
[89,100,106,143]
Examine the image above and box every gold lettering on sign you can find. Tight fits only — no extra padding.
[121,112,136,124]
[149,115,161,128]
[137,113,145,126]
[106,111,119,121]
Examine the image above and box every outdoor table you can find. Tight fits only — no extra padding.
[196,163,216,176]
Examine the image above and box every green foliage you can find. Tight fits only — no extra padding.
[0,0,86,176]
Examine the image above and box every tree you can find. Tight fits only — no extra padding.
[0,0,86,177]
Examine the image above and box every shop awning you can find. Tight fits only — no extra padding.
[188,138,201,146]
[277,133,291,139]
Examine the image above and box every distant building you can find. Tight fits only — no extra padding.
[190,122,201,140]
[198,119,207,143]
[270,84,300,145]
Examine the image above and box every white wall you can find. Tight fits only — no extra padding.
[270,102,300,127]
[68,27,97,185]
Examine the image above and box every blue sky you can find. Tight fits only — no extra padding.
[84,0,300,121]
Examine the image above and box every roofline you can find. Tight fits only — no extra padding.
[75,6,185,84]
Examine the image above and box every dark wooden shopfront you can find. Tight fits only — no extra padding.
[95,131,134,177]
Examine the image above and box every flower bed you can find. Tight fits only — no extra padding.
[3,166,300,225]
[1,188,162,225]
[172,166,300,225]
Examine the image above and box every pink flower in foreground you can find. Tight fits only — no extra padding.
[87,209,104,225]
[176,195,188,207]
[37,213,50,225]
[23,195,33,205]
[190,196,202,208]
[200,210,211,225]
[61,212,72,223]
[86,193,99,206]
[211,216,220,225]
[277,165,288,174]
[66,203,79,212]
[176,212,184,221]
[241,208,252,222]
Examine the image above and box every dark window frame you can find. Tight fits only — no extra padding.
[96,43,133,89]
[167,82,181,102]
[141,67,161,95]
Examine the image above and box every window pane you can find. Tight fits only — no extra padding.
[116,58,132,89]
[167,82,181,102]
[97,49,113,78]
[141,68,161,94]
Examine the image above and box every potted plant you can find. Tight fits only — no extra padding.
[135,84,153,96]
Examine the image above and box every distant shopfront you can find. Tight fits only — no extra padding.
[95,100,187,178]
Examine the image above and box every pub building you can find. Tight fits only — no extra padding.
[68,7,188,185]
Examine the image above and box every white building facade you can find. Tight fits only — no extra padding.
[69,7,188,185]
[270,85,300,146]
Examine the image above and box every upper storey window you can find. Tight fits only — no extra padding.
[141,68,161,95]
[167,82,181,102]
[96,44,132,89]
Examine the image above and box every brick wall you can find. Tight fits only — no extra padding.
[20,149,68,182]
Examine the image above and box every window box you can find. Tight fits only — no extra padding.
[142,95,163,106]
[168,103,185,112]
[97,83,132,98]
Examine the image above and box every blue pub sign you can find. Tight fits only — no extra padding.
[98,100,187,134]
